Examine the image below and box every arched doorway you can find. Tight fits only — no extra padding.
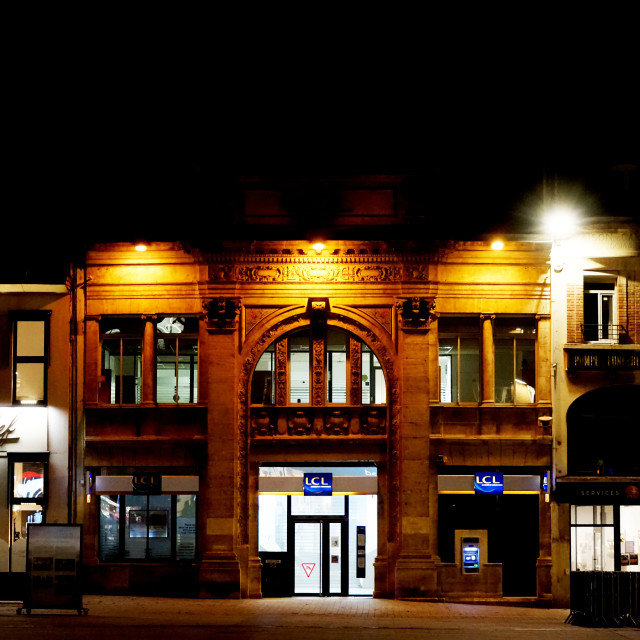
[244,319,393,596]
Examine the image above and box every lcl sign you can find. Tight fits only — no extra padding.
[474,472,504,496]
[132,472,162,494]
[304,473,333,496]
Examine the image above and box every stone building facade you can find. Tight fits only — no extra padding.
[73,177,555,602]
[549,218,640,607]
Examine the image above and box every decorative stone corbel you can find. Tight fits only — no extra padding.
[203,297,240,332]
[397,296,437,331]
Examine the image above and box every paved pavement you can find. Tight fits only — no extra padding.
[1,596,639,639]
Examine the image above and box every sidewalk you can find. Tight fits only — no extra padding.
[1,595,638,639]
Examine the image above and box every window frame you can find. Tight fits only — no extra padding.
[99,317,144,405]
[583,274,618,343]
[155,315,199,405]
[10,311,51,406]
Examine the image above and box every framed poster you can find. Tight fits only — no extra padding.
[19,524,87,615]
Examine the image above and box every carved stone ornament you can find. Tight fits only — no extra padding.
[203,297,240,331]
[397,297,437,331]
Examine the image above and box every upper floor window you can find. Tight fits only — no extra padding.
[494,316,536,403]
[250,326,386,406]
[438,316,480,403]
[156,316,198,404]
[583,274,617,343]
[100,318,143,404]
[11,311,50,406]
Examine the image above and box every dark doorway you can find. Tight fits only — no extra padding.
[438,494,539,596]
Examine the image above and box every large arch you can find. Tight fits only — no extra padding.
[236,304,400,548]
[567,384,640,476]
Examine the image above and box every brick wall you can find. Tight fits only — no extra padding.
[566,284,583,343]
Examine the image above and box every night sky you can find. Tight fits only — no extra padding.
[5,14,638,279]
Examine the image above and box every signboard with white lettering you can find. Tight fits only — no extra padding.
[303,473,333,496]
[474,472,504,496]
[555,482,640,504]
[567,350,640,372]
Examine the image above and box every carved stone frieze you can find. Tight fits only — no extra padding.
[208,256,435,284]
[397,296,437,331]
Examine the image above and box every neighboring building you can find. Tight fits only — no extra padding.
[0,271,72,599]
[74,175,554,602]
[549,217,640,607]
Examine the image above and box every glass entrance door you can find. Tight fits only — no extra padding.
[294,519,346,596]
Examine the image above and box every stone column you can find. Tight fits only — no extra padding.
[198,326,241,598]
[141,316,156,405]
[480,314,495,405]
[394,328,438,599]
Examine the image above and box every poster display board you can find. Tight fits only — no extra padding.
[18,524,87,615]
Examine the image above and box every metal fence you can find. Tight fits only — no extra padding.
[566,571,639,627]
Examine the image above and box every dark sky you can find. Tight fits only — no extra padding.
[6,11,639,273]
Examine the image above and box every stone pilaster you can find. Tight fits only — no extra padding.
[480,314,495,404]
[198,327,241,598]
[394,329,438,599]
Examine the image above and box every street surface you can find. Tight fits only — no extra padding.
[1,595,639,639]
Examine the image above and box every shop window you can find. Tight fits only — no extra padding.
[583,275,617,343]
[100,318,143,404]
[156,316,198,403]
[99,494,196,561]
[438,317,480,403]
[10,311,50,406]
[494,317,536,403]
[570,505,615,571]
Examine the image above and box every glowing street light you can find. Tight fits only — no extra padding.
[543,205,579,240]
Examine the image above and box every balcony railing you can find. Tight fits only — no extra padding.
[580,324,628,344]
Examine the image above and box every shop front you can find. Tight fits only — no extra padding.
[0,407,49,600]
[258,463,378,597]
[555,480,640,573]
[437,469,546,598]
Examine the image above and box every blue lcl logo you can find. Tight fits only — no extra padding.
[474,472,504,495]
[304,473,333,496]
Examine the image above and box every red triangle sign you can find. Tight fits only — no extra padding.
[301,562,316,577]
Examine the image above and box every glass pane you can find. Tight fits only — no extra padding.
[327,352,347,403]
[11,504,44,571]
[0,458,7,572]
[258,495,287,552]
[290,352,309,403]
[13,461,45,499]
[294,522,321,595]
[620,505,640,572]
[148,495,172,559]
[329,522,342,594]
[99,495,120,560]
[495,338,514,402]
[291,495,345,516]
[439,339,457,402]
[515,339,535,402]
[125,495,148,559]
[459,338,480,402]
[176,495,197,560]
[16,321,45,357]
[15,362,44,404]
[252,347,275,405]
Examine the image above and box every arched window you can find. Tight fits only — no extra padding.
[567,385,640,476]
[250,326,386,407]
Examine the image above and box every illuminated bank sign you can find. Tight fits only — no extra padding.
[132,472,162,494]
[304,473,333,496]
[474,472,504,495]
